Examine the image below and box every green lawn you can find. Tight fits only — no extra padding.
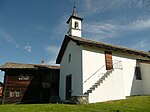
[0,96,150,112]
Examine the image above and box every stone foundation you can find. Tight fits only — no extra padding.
[70,95,89,104]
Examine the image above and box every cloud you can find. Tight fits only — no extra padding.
[83,18,150,41]
[45,45,60,64]
[24,45,32,52]
[130,39,150,51]
[81,0,127,16]
[0,28,15,44]
[0,28,34,52]
[0,28,20,48]
[83,22,118,40]
[128,19,150,31]
[82,0,150,15]
[80,0,150,41]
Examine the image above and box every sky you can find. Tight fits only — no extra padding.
[0,0,150,82]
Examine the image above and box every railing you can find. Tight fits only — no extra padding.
[113,60,123,70]
[83,60,123,85]
[83,65,105,84]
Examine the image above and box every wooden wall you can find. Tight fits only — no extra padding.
[2,69,60,104]
[0,85,2,104]
[0,86,2,97]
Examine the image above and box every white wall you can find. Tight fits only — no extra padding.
[140,63,150,95]
[68,18,82,37]
[82,46,146,103]
[112,54,143,96]
[82,47,106,94]
[82,47,125,103]
[59,41,82,100]
[88,69,125,103]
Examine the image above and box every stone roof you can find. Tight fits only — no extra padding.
[56,35,150,64]
[0,62,60,71]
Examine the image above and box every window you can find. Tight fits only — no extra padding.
[9,91,14,97]
[69,53,71,63]
[15,91,20,97]
[19,74,29,80]
[9,90,21,97]
[105,51,113,70]
[74,21,79,29]
[135,63,142,80]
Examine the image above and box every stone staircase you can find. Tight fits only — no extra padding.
[84,69,113,95]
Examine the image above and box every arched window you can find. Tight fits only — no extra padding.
[74,21,79,29]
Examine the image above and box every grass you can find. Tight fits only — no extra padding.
[0,96,150,112]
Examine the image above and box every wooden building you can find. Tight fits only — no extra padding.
[0,62,60,104]
[0,82,3,104]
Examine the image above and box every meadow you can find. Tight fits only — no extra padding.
[0,96,149,112]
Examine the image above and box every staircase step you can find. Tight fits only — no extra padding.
[107,70,113,73]
[97,80,103,84]
[92,84,98,88]
[87,90,92,93]
[84,69,114,95]
[84,92,89,95]
[101,76,106,79]
[101,77,105,80]
[90,87,95,90]
[104,73,109,76]
[98,79,103,81]
[95,82,100,85]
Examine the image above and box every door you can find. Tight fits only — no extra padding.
[66,75,72,100]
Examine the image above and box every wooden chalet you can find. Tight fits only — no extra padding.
[0,82,3,104]
[0,62,60,104]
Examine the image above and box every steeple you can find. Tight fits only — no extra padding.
[66,0,83,37]
[72,0,77,16]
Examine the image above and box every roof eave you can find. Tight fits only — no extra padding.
[56,35,150,64]
[66,15,83,24]
[56,35,71,64]
[0,63,60,71]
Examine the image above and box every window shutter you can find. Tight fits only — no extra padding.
[105,51,113,70]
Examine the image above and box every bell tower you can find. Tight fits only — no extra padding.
[66,1,83,37]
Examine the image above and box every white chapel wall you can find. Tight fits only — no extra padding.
[88,69,125,103]
[82,46,125,103]
[112,54,143,96]
[59,41,82,100]
[82,46,106,94]
[140,63,150,95]
[81,46,146,103]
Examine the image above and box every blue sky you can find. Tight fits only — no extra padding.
[0,0,150,82]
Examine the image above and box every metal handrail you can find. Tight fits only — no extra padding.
[83,60,122,85]
[83,65,105,84]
